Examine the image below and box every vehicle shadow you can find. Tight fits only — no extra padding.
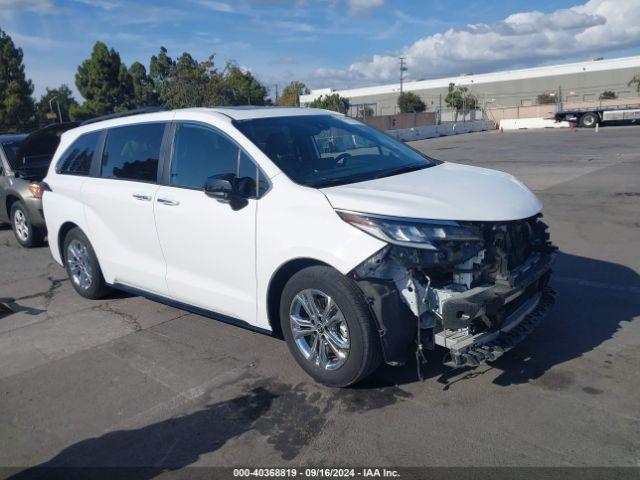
[10,387,276,479]
[362,251,640,389]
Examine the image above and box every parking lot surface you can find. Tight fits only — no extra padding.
[1,126,639,469]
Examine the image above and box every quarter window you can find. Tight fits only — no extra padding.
[57,131,101,176]
[171,123,261,197]
[101,123,165,182]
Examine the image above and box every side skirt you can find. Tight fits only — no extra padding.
[111,282,274,337]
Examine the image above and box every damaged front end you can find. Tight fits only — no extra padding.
[345,211,557,369]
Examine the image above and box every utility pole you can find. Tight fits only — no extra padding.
[399,57,407,95]
[557,85,563,112]
[275,84,279,105]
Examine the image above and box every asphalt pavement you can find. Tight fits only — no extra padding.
[1,126,639,470]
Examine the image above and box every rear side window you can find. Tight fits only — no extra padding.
[170,123,261,197]
[101,123,165,182]
[57,131,101,176]
[1,140,22,170]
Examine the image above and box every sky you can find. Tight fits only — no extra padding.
[1,0,640,101]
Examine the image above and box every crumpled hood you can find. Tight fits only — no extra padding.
[320,162,542,222]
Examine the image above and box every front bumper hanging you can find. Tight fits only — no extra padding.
[353,242,555,368]
[439,286,556,368]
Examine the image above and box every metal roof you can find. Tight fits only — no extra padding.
[300,55,640,102]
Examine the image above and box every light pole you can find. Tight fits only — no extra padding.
[49,96,63,123]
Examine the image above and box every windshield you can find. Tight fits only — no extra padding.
[234,115,439,188]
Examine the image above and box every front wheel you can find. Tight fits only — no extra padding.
[10,202,45,248]
[280,266,382,387]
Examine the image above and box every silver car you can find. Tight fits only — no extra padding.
[0,123,77,247]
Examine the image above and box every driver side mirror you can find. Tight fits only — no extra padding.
[204,177,233,200]
[204,175,249,211]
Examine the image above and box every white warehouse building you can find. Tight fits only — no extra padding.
[300,56,640,116]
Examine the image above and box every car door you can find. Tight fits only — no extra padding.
[81,122,169,295]
[154,122,262,324]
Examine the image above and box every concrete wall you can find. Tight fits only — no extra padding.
[386,120,495,142]
[361,111,436,131]
[499,118,572,130]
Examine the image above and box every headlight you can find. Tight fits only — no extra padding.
[337,210,482,250]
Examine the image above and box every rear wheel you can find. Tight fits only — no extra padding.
[10,202,45,248]
[579,112,599,128]
[280,266,381,387]
[63,227,111,299]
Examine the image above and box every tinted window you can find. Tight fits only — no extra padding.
[171,123,260,197]
[235,115,437,188]
[57,131,101,176]
[1,140,23,170]
[101,123,165,182]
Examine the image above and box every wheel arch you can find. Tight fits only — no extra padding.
[57,221,81,262]
[266,257,333,338]
[5,193,21,219]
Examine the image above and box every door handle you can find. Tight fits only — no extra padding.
[157,197,180,206]
[132,193,152,201]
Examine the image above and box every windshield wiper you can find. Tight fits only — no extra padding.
[372,164,427,180]
[313,164,428,188]
[313,175,372,188]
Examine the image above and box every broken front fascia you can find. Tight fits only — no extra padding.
[351,215,556,367]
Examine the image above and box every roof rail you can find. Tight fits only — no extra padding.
[80,107,169,126]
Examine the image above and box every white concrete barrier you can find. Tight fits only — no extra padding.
[387,120,495,142]
[499,117,572,130]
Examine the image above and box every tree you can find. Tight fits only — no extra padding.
[0,28,35,132]
[398,92,426,113]
[150,46,174,86]
[628,75,640,94]
[35,85,78,125]
[220,63,268,106]
[71,41,134,120]
[309,93,350,114]
[599,90,617,100]
[277,81,309,107]
[153,50,220,109]
[356,104,374,118]
[445,83,477,121]
[149,49,268,108]
[129,62,159,108]
[537,93,556,105]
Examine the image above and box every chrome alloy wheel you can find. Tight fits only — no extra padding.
[13,209,29,242]
[289,289,350,371]
[66,239,93,290]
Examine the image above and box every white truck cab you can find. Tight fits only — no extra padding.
[43,107,555,387]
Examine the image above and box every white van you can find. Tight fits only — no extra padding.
[42,107,555,387]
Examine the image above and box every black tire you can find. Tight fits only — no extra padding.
[280,266,382,387]
[579,112,599,128]
[62,227,111,299]
[10,202,45,248]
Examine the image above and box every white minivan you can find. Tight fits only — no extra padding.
[43,107,555,387]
